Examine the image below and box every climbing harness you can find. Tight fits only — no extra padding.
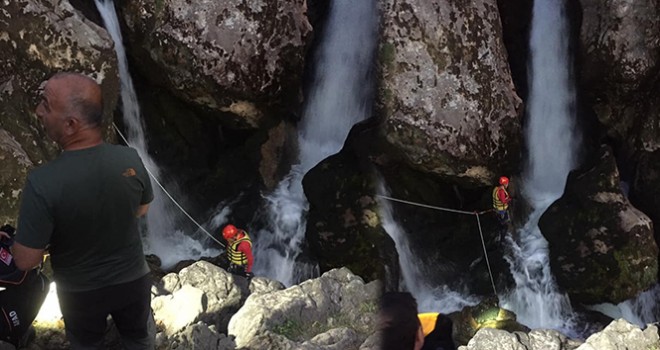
[112,123,225,248]
[376,194,498,296]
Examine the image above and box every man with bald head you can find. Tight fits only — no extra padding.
[13,72,155,349]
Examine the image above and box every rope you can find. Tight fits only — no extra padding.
[376,195,493,215]
[376,194,498,296]
[112,123,225,248]
[475,213,498,296]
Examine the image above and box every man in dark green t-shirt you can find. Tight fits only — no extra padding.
[12,72,155,349]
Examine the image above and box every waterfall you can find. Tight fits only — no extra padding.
[378,183,479,314]
[499,0,580,333]
[95,0,219,268]
[587,284,660,328]
[252,0,379,286]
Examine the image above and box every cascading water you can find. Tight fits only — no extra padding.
[587,284,660,328]
[253,0,379,286]
[95,0,219,268]
[499,0,580,333]
[378,184,479,313]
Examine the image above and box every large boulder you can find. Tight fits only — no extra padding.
[457,328,581,350]
[378,0,522,185]
[228,268,381,349]
[456,319,659,350]
[159,322,235,350]
[579,0,660,153]
[631,150,660,251]
[579,1,660,274]
[152,261,253,335]
[539,146,658,304]
[0,130,33,225]
[0,0,119,222]
[303,131,397,284]
[574,319,660,350]
[118,0,312,128]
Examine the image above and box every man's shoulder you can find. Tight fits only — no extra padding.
[27,144,139,180]
[27,159,60,182]
[104,143,139,156]
[100,144,144,167]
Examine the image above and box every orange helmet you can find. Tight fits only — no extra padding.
[499,176,509,186]
[222,224,238,240]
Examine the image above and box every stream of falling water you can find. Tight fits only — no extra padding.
[252,0,379,286]
[96,0,219,269]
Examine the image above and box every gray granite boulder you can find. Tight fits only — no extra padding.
[539,146,658,303]
[119,0,312,128]
[378,0,522,185]
[0,0,119,223]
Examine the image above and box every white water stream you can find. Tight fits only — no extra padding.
[378,184,480,314]
[96,0,219,269]
[499,0,580,333]
[252,0,379,286]
[587,283,660,328]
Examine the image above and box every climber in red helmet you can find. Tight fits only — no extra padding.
[492,176,512,226]
[222,224,254,279]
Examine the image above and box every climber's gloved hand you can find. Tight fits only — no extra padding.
[0,224,15,236]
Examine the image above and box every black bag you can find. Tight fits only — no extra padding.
[0,228,50,347]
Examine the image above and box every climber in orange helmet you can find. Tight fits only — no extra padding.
[492,176,512,226]
[222,224,254,279]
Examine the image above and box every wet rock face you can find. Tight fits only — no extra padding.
[539,146,658,304]
[0,0,119,222]
[303,143,395,283]
[631,150,660,252]
[119,0,312,128]
[579,0,660,152]
[579,0,660,256]
[378,0,523,185]
[0,130,32,226]
[580,0,659,96]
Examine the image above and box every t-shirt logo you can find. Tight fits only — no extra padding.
[0,248,12,266]
[122,168,137,177]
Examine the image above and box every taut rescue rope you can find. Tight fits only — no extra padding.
[376,194,498,296]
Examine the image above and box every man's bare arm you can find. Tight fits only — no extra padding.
[136,203,150,217]
[11,242,45,271]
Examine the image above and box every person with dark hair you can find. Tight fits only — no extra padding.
[12,72,155,349]
[378,292,425,350]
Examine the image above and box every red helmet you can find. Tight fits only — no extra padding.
[499,176,509,186]
[222,224,238,240]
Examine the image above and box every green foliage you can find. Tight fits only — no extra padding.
[272,319,305,341]
[360,300,378,314]
[155,0,165,13]
[380,42,396,67]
